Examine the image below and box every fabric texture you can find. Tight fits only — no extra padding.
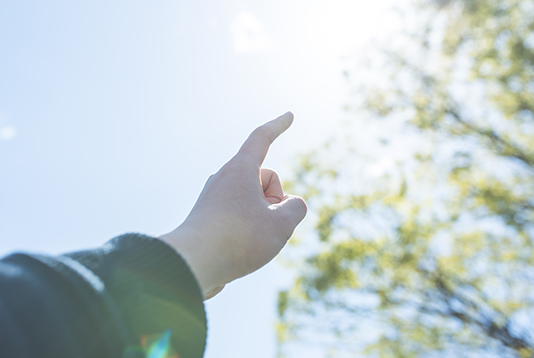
[0,233,207,358]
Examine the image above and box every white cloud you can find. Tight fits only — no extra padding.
[0,125,16,140]
[231,12,275,53]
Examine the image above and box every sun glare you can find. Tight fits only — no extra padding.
[304,0,397,70]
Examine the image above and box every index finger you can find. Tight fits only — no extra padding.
[237,111,294,166]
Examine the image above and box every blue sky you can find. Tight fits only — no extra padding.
[0,1,397,357]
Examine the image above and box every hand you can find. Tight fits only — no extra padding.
[159,112,307,300]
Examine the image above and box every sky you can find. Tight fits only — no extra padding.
[0,1,397,357]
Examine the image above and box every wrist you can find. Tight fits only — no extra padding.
[158,226,226,300]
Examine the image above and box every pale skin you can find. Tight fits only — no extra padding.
[159,112,307,300]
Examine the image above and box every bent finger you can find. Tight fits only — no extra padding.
[270,195,307,239]
[260,168,284,204]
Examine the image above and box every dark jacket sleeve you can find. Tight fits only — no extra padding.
[0,233,207,358]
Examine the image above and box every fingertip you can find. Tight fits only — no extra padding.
[262,111,295,142]
[263,112,293,141]
[280,111,294,129]
[237,112,296,165]
[283,111,294,120]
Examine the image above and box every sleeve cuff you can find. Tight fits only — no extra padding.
[63,233,207,358]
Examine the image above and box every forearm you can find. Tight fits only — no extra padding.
[0,233,208,358]
[0,253,128,358]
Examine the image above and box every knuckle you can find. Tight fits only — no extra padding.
[294,196,308,217]
[205,173,217,185]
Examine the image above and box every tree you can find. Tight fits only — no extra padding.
[278,0,534,357]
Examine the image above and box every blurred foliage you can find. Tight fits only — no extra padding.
[278,0,534,357]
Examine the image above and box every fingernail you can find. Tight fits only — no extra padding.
[281,111,294,120]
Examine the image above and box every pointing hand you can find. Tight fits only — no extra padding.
[160,112,307,299]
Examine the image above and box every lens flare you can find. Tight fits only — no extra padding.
[132,329,179,358]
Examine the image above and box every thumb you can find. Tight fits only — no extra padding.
[271,195,307,238]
